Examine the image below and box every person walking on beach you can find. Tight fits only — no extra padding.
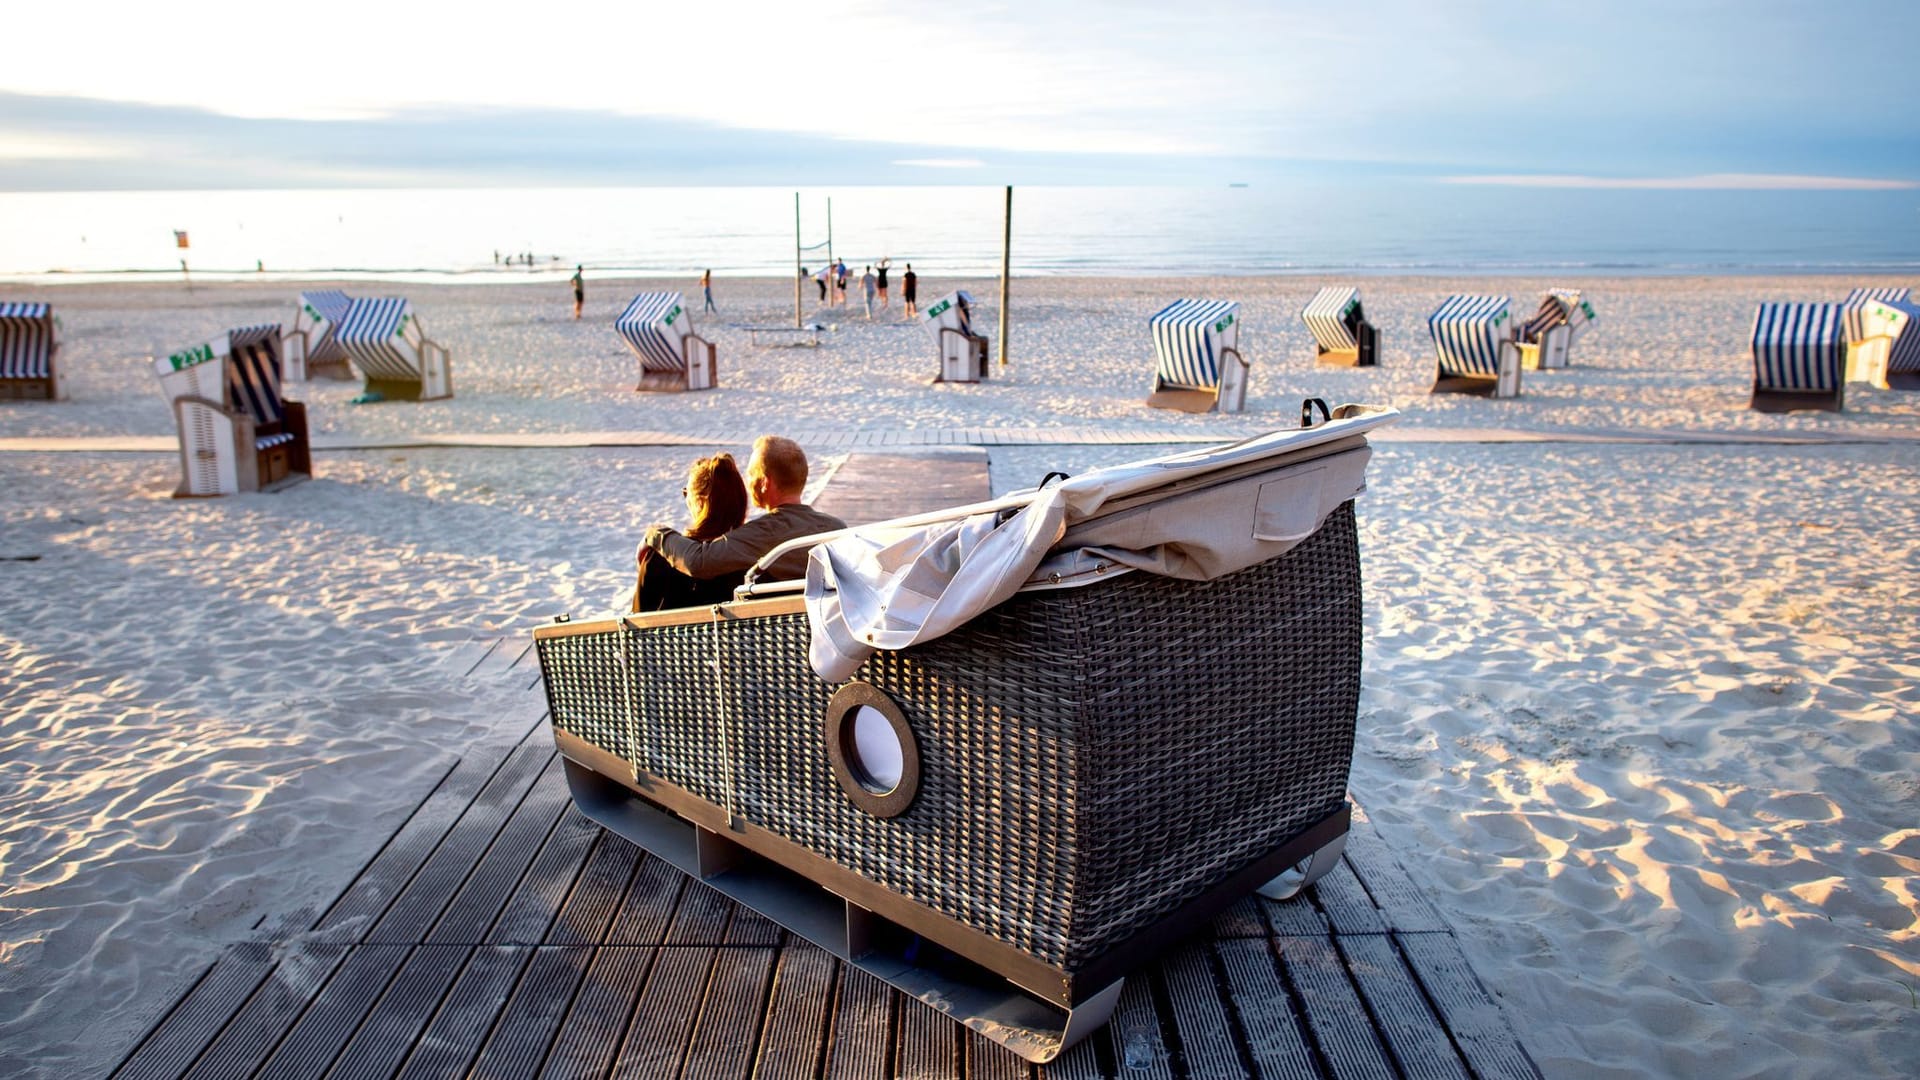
[876,260,890,311]
[901,263,918,319]
[700,268,716,314]
[570,264,584,319]
[833,260,849,308]
[641,435,847,584]
[860,265,876,320]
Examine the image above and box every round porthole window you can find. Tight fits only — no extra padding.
[825,682,920,817]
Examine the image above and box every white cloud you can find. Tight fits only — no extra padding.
[892,158,986,169]
[1440,173,1918,191]
[0,133,133,160]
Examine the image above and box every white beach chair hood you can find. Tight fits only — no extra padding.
[803,405,1397,681]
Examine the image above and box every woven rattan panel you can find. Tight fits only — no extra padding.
[538,501,1362,971]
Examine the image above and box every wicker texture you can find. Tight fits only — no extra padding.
[538,501,1362,972]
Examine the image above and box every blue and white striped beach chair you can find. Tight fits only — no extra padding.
[0,302,63,401]
[1516,288,1596,371]
[922,290,989,383]
[1751,302,1846,412]
[1842,287,1914,389]
[152,324,311,496]
[1428,295,1520,397]
[284,289,355,382]
[1146,299,1247,413]
[1301,287,1376,367]
[335,297,452,401]
[616,291,717,392]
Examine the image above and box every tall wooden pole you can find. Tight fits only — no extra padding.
[998,185,1012,368]
[793,192,802,328]
[826,197,834,281]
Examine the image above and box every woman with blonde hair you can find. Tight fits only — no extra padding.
[632,453,750,611]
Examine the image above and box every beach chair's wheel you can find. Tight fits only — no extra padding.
[1256,830,1347,901]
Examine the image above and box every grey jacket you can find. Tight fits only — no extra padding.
[650,503,847,583]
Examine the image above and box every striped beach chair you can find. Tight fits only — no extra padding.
[152,324,311,496]
[283,290,355,382]
[1301,287,1377,367]
[335,297,452,401]
[1842,287,1913,389]
[616,291,716,392]
[1751,303,1846,412]
[0,302,63,401]
[922,290,988,383]
[1145,298,1247,413]
[1516,288,1596,371]
[1428,295,1520,397]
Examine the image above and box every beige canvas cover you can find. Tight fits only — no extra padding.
[801,404,1397,680]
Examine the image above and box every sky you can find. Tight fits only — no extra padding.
[1,0,1916,190]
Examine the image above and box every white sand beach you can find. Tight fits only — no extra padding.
[1,275,1916,1077]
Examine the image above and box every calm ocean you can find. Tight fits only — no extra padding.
[3,183,1916,282]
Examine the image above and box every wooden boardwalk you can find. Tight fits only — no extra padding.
[111,454,1542,1080]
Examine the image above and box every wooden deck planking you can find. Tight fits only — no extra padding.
[810,449,992,526]
[113,438,1541,1079]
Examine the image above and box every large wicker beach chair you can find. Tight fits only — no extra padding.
[335,297,452,402]
[152,324,311,496]
[1145,298,1247,412]
[617,291,717,392]
[532,402,1396,1062]
[922,289,989,383]
[1516,288,1596,371]
[1428,294,1521,397]
[0,302,63,401]
[282,289,355,382]
[1751,302,1846,412]
[1302,286,1377,367]
[1842,287,1914,389]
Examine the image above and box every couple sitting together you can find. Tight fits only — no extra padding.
[632,435,847,612]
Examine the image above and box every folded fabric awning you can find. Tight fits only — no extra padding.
[1150,299,1239,390]
[0,302,54,380]
[1428,295,1511,376]
[616,292,690,373]
[803,404,1399,681]
[1302,287,1360,352]
[1845,287,1911,307]
[1752,302,1844,390]
[336,297,420,380]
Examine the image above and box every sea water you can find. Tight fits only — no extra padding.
[2,183,1915,282]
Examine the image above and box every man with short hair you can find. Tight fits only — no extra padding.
[642,435,847,583]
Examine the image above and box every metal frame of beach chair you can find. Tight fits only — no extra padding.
[1516,288,1596,371]
[1428,294,1521,396]
[1302,286,1377,367]
[0,302,64,401]
[1145,298,1247,412]
[153,324,312,497]
[922,290,989,383]
[335,297,453,402]
[1842,288,1912,389]
[617,291,717,392]
[531,407,1391,1062]
[1750,302,1846,412]
[282,290,356,382]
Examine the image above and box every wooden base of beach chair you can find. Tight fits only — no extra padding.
[361,371,451,402]
[306,357,356,382]
[170,398,312,497]
[1145,387,1220,413]
[1316,348,1362,367]
[0,374,64,401]
[1430,373,1510,397]
[1886,371,1920,390]
[1749,387,1844,413]
[1316,324,1377,367]
[934,330,989,383]
[555,746,1346,1064]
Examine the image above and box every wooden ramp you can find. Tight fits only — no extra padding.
[111,451,1541,1078]
[811,449,993,526]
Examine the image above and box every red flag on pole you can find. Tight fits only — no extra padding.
[174,231,190,249]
